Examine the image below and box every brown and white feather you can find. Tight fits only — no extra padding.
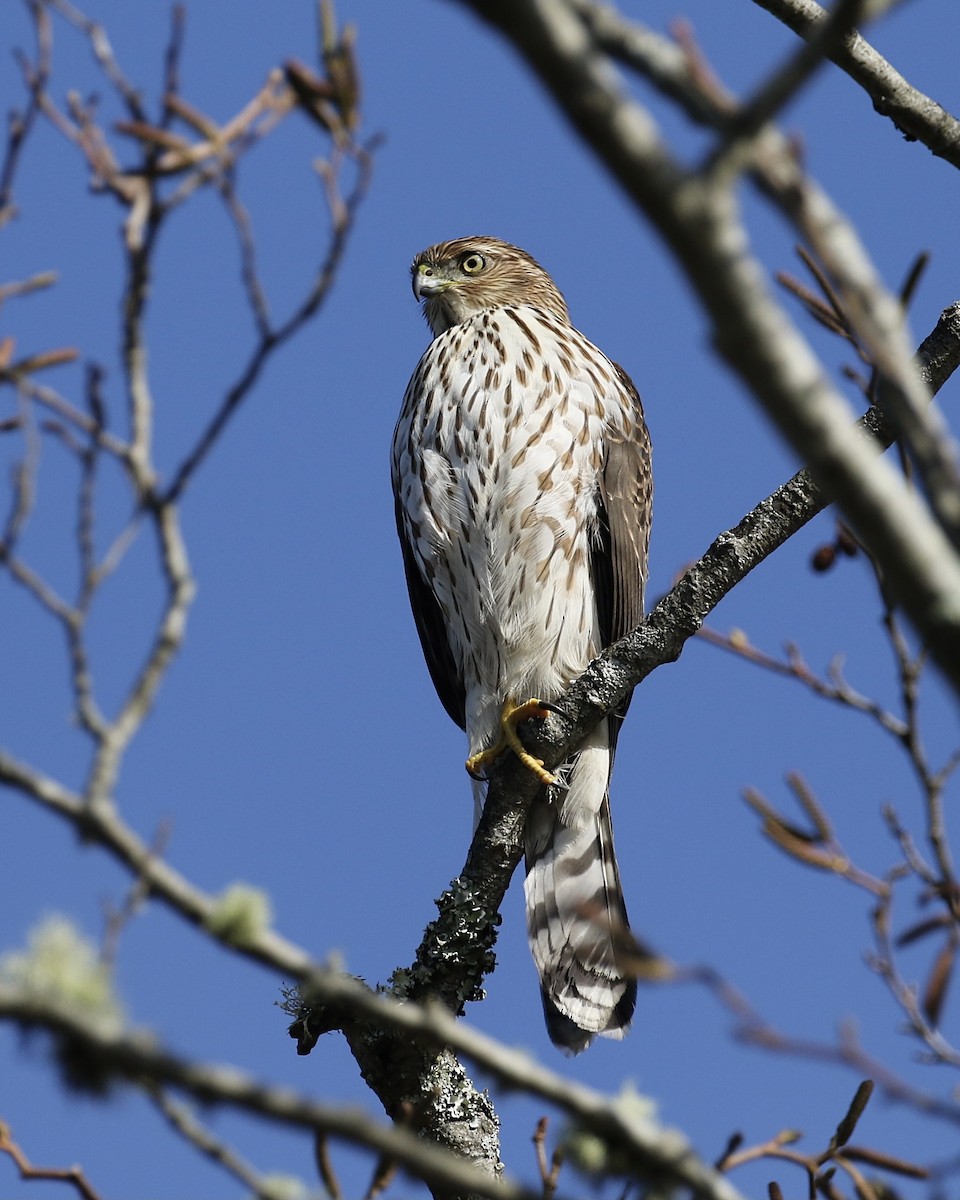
[392,236,651,1052]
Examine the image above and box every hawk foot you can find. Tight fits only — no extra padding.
[465,697,559,786]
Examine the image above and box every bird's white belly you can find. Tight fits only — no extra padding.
[426,397,604,748]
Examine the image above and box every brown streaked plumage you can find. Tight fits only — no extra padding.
[392,236,652,1052]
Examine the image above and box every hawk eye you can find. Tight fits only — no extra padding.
[460,252,486,275]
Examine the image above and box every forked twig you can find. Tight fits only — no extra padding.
[0,1119,102,1200]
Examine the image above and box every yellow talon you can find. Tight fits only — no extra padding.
[465,697,559,786]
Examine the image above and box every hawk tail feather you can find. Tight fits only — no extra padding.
[523,760,636,1055]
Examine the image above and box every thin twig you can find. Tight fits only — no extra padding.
[219,169,272,339]
[159,4,186,132]
[44,0,147,120]
[314,1133,343,1200]
[679,959,960,1126]
[162,137,376,505]
[0,3,52,223]
[695,626,909,738]
[0,1118,102,1200]
[100,820,172,970]
[0,271,58,308]
[148,1087,291,1200]
[705,0,872,179]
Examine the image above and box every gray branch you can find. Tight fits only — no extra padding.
[1,748,742,1200]
[448,0,960,694]
[0,984,535,1200]
[750,0,960,168]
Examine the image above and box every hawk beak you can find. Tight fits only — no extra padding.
[412,266,448,302]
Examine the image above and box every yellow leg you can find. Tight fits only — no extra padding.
[465,697,558,786]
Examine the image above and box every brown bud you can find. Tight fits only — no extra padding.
[921,937,955,1028]
[836,527,859,557]
[811,544,836,572]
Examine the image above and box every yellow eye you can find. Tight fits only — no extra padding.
[459,252,486,275]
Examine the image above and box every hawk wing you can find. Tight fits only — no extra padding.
[593,364,652,727]
[394,495,466,731]
[527,360,651,1050]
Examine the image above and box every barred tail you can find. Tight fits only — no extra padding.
[523,727,636,1054]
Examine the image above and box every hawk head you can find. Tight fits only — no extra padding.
[411,236,570,337]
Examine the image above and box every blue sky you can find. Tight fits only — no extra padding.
[1,1,959,1197]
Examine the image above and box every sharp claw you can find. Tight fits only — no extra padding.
[509,698,556,724]
[467,697,562,787]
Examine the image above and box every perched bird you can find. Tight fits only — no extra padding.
[392,236,652,1052]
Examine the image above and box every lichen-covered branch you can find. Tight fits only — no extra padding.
[0,983,538,1200]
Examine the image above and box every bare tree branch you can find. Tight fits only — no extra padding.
[147,1087,307,1200]
[695,627,912,739]
[0,0,378,813]
[708,0,869,154]
[0,984,538,1200]
[161,137,376,506]
[445,0,960,695]
[579,0,960,176]
[0,749,316,974]
[750,0,960,168]
[0,2,52,224]
[0,1117,102,1200]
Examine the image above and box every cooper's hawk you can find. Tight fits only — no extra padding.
[392,236,652,1053]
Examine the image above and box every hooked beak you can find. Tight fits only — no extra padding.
[412,264,448,302]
